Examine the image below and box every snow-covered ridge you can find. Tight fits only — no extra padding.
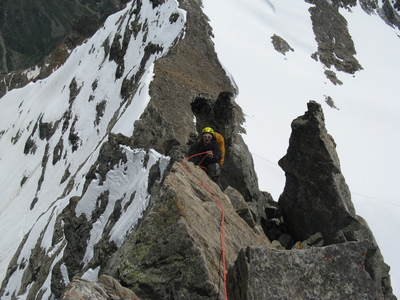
[0,0,184,296]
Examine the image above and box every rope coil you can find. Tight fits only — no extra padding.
[180,153,228,300]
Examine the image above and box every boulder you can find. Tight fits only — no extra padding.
[228,241,380,300]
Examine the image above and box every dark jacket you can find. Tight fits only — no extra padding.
[188,138,222,168]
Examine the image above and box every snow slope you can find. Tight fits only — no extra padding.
[203,0,400,296]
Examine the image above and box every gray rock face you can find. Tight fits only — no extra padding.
[229,241,379,300]
[271,34,294,56]
[189,92,268,222]
[225,186,256,228]
[103,160,270,299]
[274,101,395,299]
[307,0,363,75]
[278,101,355,244]
[0,0,128,73]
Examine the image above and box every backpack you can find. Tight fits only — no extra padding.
[213,132,225,166]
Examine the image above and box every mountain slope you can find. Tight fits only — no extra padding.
[0,0,128,73]
[0,0,186,297]
[0,0,398,299]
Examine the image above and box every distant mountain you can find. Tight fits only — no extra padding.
[0,0,128,73]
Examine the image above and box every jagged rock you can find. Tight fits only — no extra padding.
[381,0,400,30]
[278,100,355,244]
[0,1,127,74]
[306,0,363,74]
[261,198,287,242]
[291,232,324,250]
[277,101,395,299]
[224,186,256,228]
[302,231,324,248]
[144,0,235,160]
[191,91,241,139]
[61,275,140,300]
[103,160,270,299]
[277,233,294,249]
[324,95,339,110]
[324,69,343,85]
[228,241,388,300]
[189,91,269,223]
[271,34,294,55]
[360,0,379,14]
[261,217,283,241]
[270,240,285,250]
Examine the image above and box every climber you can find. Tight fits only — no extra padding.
[188,127,222,185]
[194,126,225,166]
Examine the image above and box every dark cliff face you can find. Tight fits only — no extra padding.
[0,0,128,73]
[0,0,129,97]
[278,101,356,244]
[274,101,394,299]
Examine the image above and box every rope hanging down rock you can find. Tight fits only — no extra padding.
[180,153,228,300]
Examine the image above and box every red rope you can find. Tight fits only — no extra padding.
[185,151,208,171]
[180,154,228,300]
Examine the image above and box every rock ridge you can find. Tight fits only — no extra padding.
[0,0,397,299]
[102,160,270,299]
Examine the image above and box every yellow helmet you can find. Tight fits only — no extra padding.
[202,127,214,135]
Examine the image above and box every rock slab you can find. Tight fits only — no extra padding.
[229,241,378,300]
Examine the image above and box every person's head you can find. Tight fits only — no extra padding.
[202,127,214,144]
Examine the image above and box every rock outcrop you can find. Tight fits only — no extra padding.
[61,275,140,300]
[229,101,394,300]
[189,92,271,223]
[0,0,128,73]
[278,100,355,244]
[103,160,270,299]
[229,241,380,300]
[307,0,363,75]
